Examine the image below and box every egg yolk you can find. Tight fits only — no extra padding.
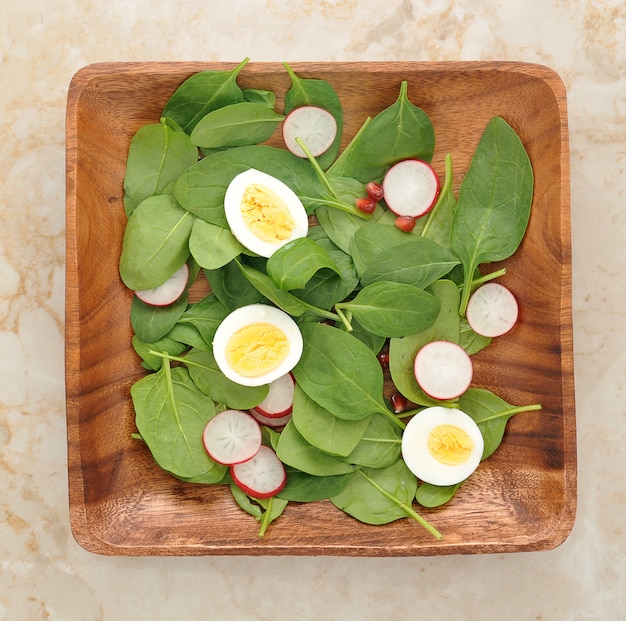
[427,424,474,466]
[240,184,295,244]
[225,322,290,378]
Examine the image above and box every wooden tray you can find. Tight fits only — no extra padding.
[65,61,575,556]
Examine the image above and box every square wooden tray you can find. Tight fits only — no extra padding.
[65,61,575,556]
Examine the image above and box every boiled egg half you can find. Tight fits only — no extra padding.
[224,168,309,258]
[401,406,484,486]
[213,304,304,387]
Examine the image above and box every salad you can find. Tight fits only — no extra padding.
[120,58,542,539]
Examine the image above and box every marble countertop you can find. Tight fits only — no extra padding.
[1,0,625,619]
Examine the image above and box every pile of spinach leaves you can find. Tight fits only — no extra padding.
[122,58,541,539]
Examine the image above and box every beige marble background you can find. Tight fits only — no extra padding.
[1,0,625,619]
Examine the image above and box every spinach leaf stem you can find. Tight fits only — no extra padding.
[421,153,452,238]
[474,403,542,424]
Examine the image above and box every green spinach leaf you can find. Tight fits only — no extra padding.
[336,281,440,337]
[328,81,435,182]
[131,365,217,479]
[123,118,199,217]
[119,194,194,290]
[162,58,249,133]
[190,101,284,149]
[450,116,534,314]
[283,63,343,170]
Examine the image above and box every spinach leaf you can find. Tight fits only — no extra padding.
[459,317,491,355]
[450,116,534,313]
[189,218,244,270]
[174,145,324,222]
[130,292,188,343]
[119,194,194,290]
[278,468,354,502]
[293,322,394,423]
[293,226,359,310]
[458,388,542,459]
[174,292,229,348]
[123,118,199,217]
[336,281,440,338]
[415,481,462,508]
[205,260,266,312]
[360,237,460,289]
[242,88,276,108]
[190,102,284,149]
[283,63,343,170]
[183,348,268,410]
[330,460,418,525]
[131,365,217,479]
[132,334,188,371]
[276,420,355,476]
[350,222,415,278]
[291,384,372,457]
[343,414,402,469]
[162,58,249,133]
[328,81,435,182]
[389,279,461,407]
[266,237,342,291]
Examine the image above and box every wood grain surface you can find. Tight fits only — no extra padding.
[65,61,575,556]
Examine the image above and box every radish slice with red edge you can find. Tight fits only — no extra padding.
[248,408,292,429]
[282,105,337,158]
[382,159,440,218]
[135,263,189,306]
[414,340,473,401]
[466,282,519,337]
[202,409,262,465]
[231,445,287,499]
[253,373,295,418]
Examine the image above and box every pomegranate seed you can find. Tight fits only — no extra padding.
[377,351,390,369]
[366,181,384,203]
[394,215,416,233]
[390,392,408,414]
[355,197,377,214]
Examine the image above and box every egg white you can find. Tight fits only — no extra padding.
[401,406,484,486]
[212,304,304,387]
[223,168,309,258]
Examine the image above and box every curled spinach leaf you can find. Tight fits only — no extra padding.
[266,237,342,291]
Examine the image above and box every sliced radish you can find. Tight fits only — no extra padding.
[282,105,337,158]
[202,409,262,465]
[414,340,473,401]
[135,263,189,306]
[382,159,440,218]
[249,408,292,429]
[231,445,287,498]
[466,282,519,338]
[252,373,295,418]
